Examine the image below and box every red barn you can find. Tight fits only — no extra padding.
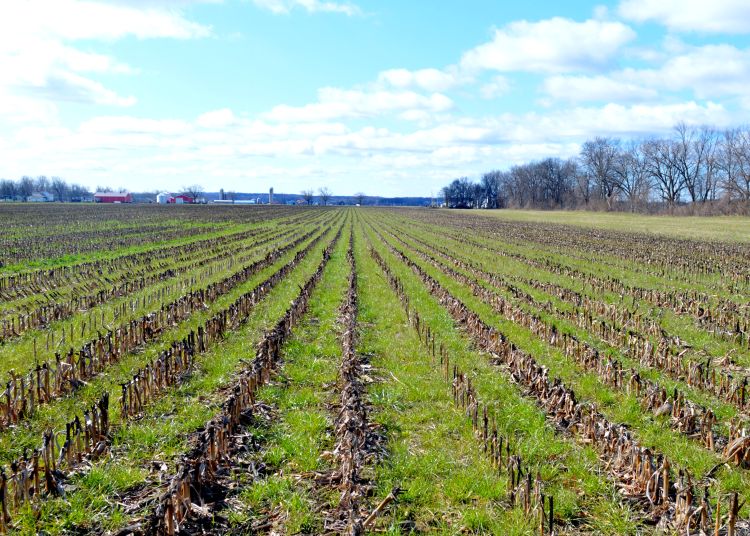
[94,192,133,203]
[170,194,195,204]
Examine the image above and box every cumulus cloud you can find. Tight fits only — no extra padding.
[460,17,635,73]
[480,76,511,99]
[263,87,453,122]
[543,44,750,105]
[251,0,360,16]
[377,68,461,92]
[0,1,209,114]
[618,0,750,34]
[542,75,657,103]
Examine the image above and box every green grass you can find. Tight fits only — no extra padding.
[365,213,750,515]
[232,223,352,533]
[7,218,343,535]
[457,208,750,243]
[355,218,642,534]
[6,206,749,534]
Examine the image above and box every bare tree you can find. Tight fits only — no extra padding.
[51,177,69,202]
[18,176,34,201]
[35,176,50,192]
[69,183,90,201]
[672,122,717,203]
[301,189,314,205]
[480,171,504,208]
[227,191,237,202]
[181,184,204,202]
[318,187,332,206]
[580,137,621,210]
[0,179,17,199]
[575,169,594,207]
[614,142,651,212]
[720,127,750,205]
[354,192,366,205]
[643,138,685,209]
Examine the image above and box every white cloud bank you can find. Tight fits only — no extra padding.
[460,17,636,73]
[619,0,750,34]
[251,0,360,16]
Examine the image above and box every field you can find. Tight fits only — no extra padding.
[0,204,749,535]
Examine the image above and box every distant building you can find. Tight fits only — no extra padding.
[156,192,170,204]
[94,192,132,203]
[28,191,54,202]
[269,187,274,205]
[172,194,194,204]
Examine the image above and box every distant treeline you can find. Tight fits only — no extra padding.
[0,176,95,201]
[441,123,750,214]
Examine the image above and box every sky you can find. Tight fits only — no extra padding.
[2,0,750,197]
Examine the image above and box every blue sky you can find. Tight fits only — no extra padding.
[2,0,750,196]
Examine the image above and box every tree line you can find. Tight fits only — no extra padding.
[0,176,109,202]
[441,123,750,213]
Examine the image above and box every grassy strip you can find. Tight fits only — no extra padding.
[228,224,353,533]
[393,216,750,367]
[365,215,750,508]
[0,224,298,374]
[11,220,344,535]
[356,219,640,534]
[458,209,750,244]
[0,219,338,464]
[387,220,746,428]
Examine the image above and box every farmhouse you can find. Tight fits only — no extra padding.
[28,191,54,202]
[94,192,132,203]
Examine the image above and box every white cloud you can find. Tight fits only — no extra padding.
[630,45,750,99]
[618,0,750,33]
[0,97,738,196]
[197,108,239,129]
[0,1,209,114]
[460,17,635,73]
[543,75,657,103]
[377,68,461,92]
[0,1,211,42]
[480,76,511,99]
[543,44,750,105]
[264,87,453,122]
[251,0,360,16]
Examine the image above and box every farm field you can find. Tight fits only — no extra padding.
[0,204,749,535]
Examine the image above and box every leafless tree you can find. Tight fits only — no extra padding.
[18,176,34,201]
[35,176,50,192]
[575,169,594,207]
[720,127,750,204]
[480,171,504,208]
[69,183,90,200]
[614,142,651,211]
[51,177,69,202]
[580,137,621,210]
[318,187,332,206]
[0,179,17,199]
[354,192,366,205]
[301,189,314,205]
[672,122,717,203]
[181,184,204,202]
[643,138,685,209]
